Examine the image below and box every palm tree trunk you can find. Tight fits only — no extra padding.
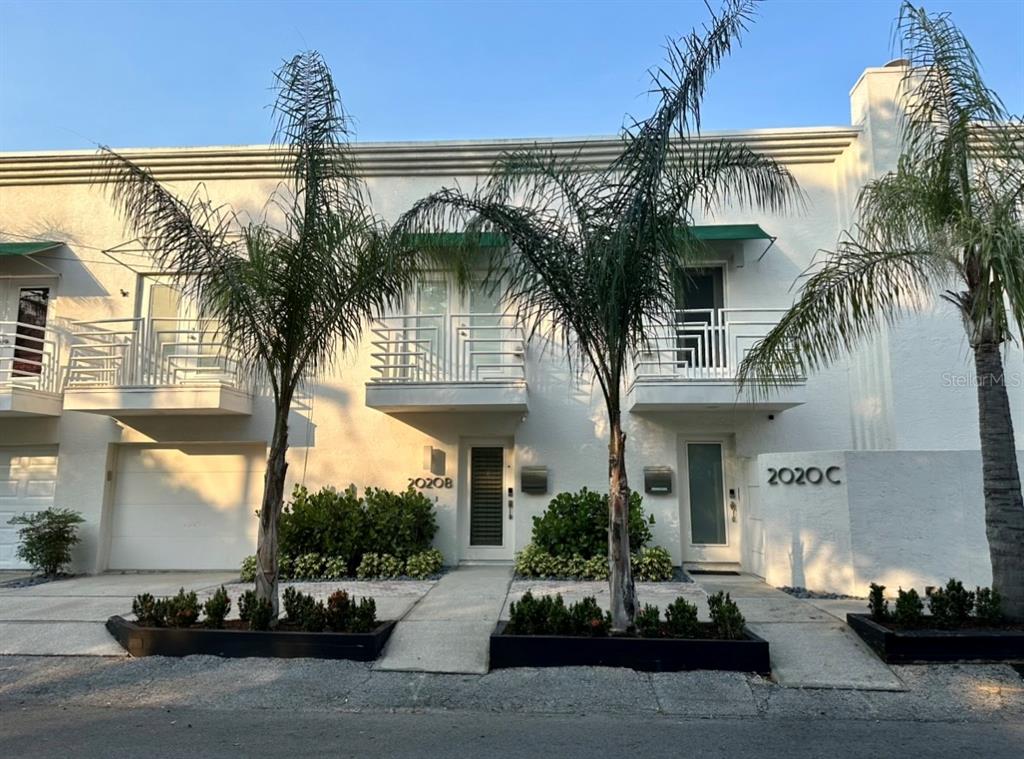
[972,341,1024,620]
[255,396,292,617]
[608,414,638,631]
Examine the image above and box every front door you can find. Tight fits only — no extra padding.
[461,441,514,560]
[680,439,740,564]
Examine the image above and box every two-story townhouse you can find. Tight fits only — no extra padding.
[1,62,1021,595]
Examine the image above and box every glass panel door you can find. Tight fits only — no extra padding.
[687,442,727,545]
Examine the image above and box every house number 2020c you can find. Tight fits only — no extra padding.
[767,466,841,485]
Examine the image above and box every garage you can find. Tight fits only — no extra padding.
[0,446,59,569]
[108,443,265,570]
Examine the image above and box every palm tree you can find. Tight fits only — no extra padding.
[393,0,799,629]
[738,3,1024,618]
[99,52,411,615]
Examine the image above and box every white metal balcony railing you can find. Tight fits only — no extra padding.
[0,321,60,393]
[633,308,792,383]
[370,313,526,384]
[65,318,245,389]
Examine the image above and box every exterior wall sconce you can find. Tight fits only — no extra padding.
[644,466,673,495]
[520,466,548,494]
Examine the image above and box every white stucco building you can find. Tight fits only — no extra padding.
[1,62,1021,595]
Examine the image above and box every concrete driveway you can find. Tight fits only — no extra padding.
[0,572,237,656]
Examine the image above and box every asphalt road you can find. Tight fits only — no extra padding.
[2,705,1022,759]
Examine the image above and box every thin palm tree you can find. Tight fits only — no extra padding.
[393,0,799,629]
[98,51,412,615]
[738,3,1024,618]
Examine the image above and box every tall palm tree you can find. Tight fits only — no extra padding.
[394,0,799,629]
[99,52,411,614]
[738,3,1024,618]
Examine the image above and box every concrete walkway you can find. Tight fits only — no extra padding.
[376,564,514,674]
[690,574,904,690]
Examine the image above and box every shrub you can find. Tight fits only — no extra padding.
[664,597,701,639]
[894,587,924,627]
[868,583,889,622]
[927,578,974,629]
[632,546,674,581]
[7,508,85,576]
[356,552,404,580]
[240,555,257,582]
[530,488,653,559]
[326,590,352,631]
[292,553,326,580]
[635,604,662,638]
[349,597,378,633]
[279,485,365,572]
[707,591,745,640]
[362,486,438,560]
[132,593,166,627]
[405,549,444,579]
[239,590,273,631]
[203,586,231,629]
[974,586,1004,625]
[163,588,201,628]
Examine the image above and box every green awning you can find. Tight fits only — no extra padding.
[689,224,773,242]
[0,241,62,256]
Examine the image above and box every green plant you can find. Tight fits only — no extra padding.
[356,552,404,580]
[240,555,258,582]
[326,590,352,631]
[927,578,975,629]
[974,587,1004,625]
[664,597,701,639]
[868,583,889,622]
[239,590,273,631]
[203,586,231,629]
[363,486,438,560]
[631,546,674,581]
[163,588,201,628]
[894,587,925,627]
[292,553,326,580]
[7,508,85,576]
[707,591,745,640]
[635,604,662,638]
[405,549,444,579]
[530,488,654,560]
[132,593,166,627]
[349,597,378,633]
[279,485,366,571]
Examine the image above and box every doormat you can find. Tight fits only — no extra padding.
[686,569,741,576]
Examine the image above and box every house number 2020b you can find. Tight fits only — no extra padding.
[767,466,842,485]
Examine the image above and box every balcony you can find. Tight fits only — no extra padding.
[628,308,806,412]
[0,321,62,416]
[63,318,252,416]
[365,313,528,412]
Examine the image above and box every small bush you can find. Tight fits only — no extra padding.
[363,486,438,560]
[292,553,326,580]
[238,590,273,631]
[868,583,889,622]
[974,586,1003,625]
[132,593,166,627]
[635,604,662,638]
[707,591,745,640]
[163,588,201,628]
[279,485,365,572]
[349,597,378,633]
[632,546,674,581]
[894,587,924,627]
[530,488,653,559]
[240,555,257,582]
[356,552,404,580]
[405,549,444,579]
[203,586,231,629]
[7,508,85,576]
[326,590,352,631]
[927,578,974,629]
[664,597,701,638]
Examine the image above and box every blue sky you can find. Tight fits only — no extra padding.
[1,0,1021,151]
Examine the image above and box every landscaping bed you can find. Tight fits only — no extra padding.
[490,621,769,673]
[846,613,1024,664]
[106,615,396,660]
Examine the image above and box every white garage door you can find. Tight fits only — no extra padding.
[0,446,59,569]
[109,444,265,570]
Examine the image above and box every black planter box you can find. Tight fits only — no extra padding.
[847,613,1024,664]
[106,616,396,661]
[489,622,770,674]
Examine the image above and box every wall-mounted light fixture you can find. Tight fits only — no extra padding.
[644,466,673,495]
[423,445,446,476]
[520,466,548,494]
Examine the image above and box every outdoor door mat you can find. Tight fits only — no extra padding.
[847,613,1024,664]
[489,622,770,674]
[106,616,396,660]
[686,570,741,576]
